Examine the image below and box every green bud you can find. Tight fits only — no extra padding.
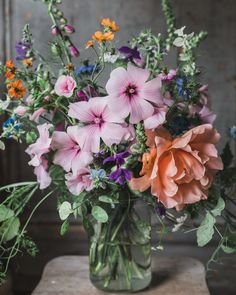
[56,11,63,18]
[60,18,67,24]
[51,42,61,56]
[26,131,37,144]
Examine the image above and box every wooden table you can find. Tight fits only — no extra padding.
[32,256,210,295]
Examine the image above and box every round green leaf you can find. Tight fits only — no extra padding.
[0,205,14,222]
[92,206,108,223]
[59,202,72,220]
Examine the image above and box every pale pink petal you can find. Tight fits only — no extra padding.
[51,131,74,150]
[71,151,93,174]
[129,97,154,124]
[53,148,78,172]
[107,94,131,119]
[106,67,129,95]
[127,63,150,85]
[68,101,94,122]
[100,122,126,147]
[30,108,46,123]
[141,76,163,104]
[144,107,167,129]
[34,158,52,189]
[79,125,101,153]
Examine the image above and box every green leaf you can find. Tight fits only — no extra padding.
[60,219,69,236]
[211,197,225,217]
[221,142,233,168]
[197,212,215,247]
[0,217,20,242]
[0,205,14,222]
[99,195,119,204]
[59,202,72,220]
[92,206,108,223]
[173,37,184,47]
[0,140,5,150]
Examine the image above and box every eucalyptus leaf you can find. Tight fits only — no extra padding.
[92,206,108,223]
[60,219,69,236]
[59,201,72,220]
[99,195,119,204]
[211,197,225,217]
[0,205,14,222]
[197,212,215,247]
[173,37,184,47]
[0,140,5,150]
[0,217,20,242]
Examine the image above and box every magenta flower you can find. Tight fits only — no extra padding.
[54,75,76,98]
[65,168,93,195]
[64,24,75,34]
[106,63,163,124]
[34,158,52,190]
[68,97,129,153]
[26,123,52,167]
[51,126,93,173]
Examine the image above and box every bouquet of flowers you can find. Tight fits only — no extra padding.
[0,0,236,291]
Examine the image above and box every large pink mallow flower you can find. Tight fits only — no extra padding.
[51,126,93,173]
[106,63,163,124]
[144,106,168,129]
[68,97,129,153]
[130,124,223,211]
[54,75,76,98]
[65,168,93,195]
[34,158,52,190]
[26,123,52,167]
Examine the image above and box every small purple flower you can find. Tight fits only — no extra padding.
[15,41,30,60]
[69,44,79,57]
[155,203,166,217]
[103,151,130,167]
[109,168,131,185]
[118,46,141,62]
[64,24,75,34]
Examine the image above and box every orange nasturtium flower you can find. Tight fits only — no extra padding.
[8,80,26,99]
[92,31,114,42]
[5,59,15,69]
[85,40,94,49]
[5,69,16,81]
[22,58,33,68]
[101,18,120,32]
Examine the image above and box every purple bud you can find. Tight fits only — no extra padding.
[64,24,75,34]
[69,44,79,57]
[51,26,60,36]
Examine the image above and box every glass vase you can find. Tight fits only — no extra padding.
[88,198,152,292]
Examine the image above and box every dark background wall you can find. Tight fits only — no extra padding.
[0,0,236,294]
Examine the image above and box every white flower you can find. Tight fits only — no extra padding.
[104,52,119,64]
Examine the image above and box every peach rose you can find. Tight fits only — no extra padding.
[130,124,223,210]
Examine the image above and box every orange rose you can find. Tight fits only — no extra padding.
[130,124,223,210]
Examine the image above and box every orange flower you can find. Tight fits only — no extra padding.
[22,58,33,68]
[85,40,94,49]
[130,124,223,210]
[5,69,16,81]
[8,80,26,99]
[5,60,15,69]
[92,31,114,42]
[101,18,120,32]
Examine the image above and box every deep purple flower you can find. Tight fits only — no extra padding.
[155,203,166,217]
[118,46,141,62]
[15,41,30,60]
[109,168,131,185]
[103,151,130,167]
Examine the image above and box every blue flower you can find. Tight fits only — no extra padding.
[90,169,106,180]
[228,126,236,139]
[3,117,16,128]
[176,77,189,99]
[75,64,98,77]
[2,117,22,139]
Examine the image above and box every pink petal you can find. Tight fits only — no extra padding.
[71,151,93,174]
[129,97,154,124]
[53,148,78,172]
[101,122,126,147]
[106,67,129,95]
[51,131,74,150]
[34,159,52,189]
[79,125,101,153]
[127,63,150,85]
[107,94,131,120]
[141,76,163,104]
[68,101,94,122]
[144,107,167,129]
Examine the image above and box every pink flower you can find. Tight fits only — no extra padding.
[144,106,168,129]
[54,75,76,98]
[14,105,27,116]
[29,107,46,123]
[189,105,216,124]
[159,69,177,81]
[68,97,129,153]
[51,126,93,173]
[34,158,52,189]
[65,168,93,195]
[25,95,33,106]
[26,123,52,167]
[106,63,163,124]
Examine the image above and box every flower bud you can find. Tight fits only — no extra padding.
[64,24,75,34]
[51,42,61,56]
[69,44,79,57]
[51,25,60,36]
[60,18,67,25]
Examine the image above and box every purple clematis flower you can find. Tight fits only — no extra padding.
[103,151,130,167]
[118,46,141,62]
[15,41,30,60]
[109,168,132,185]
